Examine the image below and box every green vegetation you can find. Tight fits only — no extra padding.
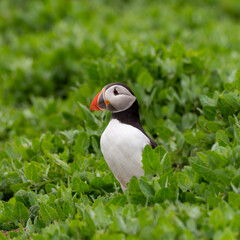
[1,0,240,239]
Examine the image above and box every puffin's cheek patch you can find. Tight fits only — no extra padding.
[107,104,117,112]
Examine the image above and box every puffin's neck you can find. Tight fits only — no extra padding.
[110,99,158,149]
[111,100,141,126]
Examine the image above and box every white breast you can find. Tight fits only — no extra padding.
[100,119,150,190]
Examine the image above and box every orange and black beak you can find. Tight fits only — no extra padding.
[90,90,107,111]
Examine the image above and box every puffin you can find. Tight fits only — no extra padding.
[90,83,157,190]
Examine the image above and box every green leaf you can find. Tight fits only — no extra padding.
[177,172,192,192]
[209,208,224,231]
[73,178,89,194]
[10,182,31,193]
[223,92,240,111]
[206,121,222,133]
[184,130,196,145]
[214,169,233,186]
[15,190,31,208]
[228,192,240,210]
[1,202,15,222]
[50,153,70,173]
[216,130,229,146]
[83,207,96,233]
[5,143,19,160]
[189,157,216,182]
[181,113,197,130]
[233,125,240,145]
[139,178,155,202]
[184,130,205,146]
[106,195,127,208]
[128,177,146,205]
[230,214,240,232]
[39,204,60,225]
[29,205,40,221]
[90,177,104,189]
[203,106,216,120]
[155,126,174,142]
[13,202,29,223]
[207,196,222,209]
[25,162,40,183]
[93,205,112,228]
[137,69,153,89]
[217,97,236,117]
[154,188,175,203]
[142,145,167,176]
[41,139,54,153]
[207,151,228,169]
[73,132,90,155]
[77,102,100,128]
[200,95,216,107]
[217,228,236,240]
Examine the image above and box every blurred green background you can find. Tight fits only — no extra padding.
[1,0,240,103]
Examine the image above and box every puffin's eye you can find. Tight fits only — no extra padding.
[113,89,119,95]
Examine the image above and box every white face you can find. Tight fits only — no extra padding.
[104,85,136,113]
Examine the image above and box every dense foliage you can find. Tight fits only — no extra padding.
[1,0,240,239]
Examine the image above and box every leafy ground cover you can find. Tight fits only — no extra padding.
[0,0,240,239]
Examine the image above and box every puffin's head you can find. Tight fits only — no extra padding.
[90,83,136,113]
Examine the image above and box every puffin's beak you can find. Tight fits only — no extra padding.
[90,90,107,111]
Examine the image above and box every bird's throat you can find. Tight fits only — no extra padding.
[111,100,141,126]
